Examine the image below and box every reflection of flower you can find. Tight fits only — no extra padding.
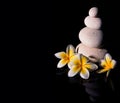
[54,45,75,68]
[98,53,116,77]
[68,54,98,79]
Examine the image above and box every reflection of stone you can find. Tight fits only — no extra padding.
[83,77,106,102]
[82,72,113,102]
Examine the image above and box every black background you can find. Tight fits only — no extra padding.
[2,0,120,102]
[50,0,120,103]
[6,0,119,102]
[7,0,120,102]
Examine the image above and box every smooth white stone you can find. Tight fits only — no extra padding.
[89,7,98,17]
[79,27,103,48]
[76,43,107,62]
[84,16,102,29]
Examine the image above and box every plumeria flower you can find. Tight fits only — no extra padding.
[68,54,98,79]
[98,53,116,77]
[54,44,76,68]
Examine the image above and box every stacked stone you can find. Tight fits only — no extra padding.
[76,7,107,62]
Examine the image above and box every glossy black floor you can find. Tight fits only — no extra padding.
[55,67,120,103]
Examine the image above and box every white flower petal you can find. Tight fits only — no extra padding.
[101,59,106,67]
[68,54,80,69]
[92,64,98,70]
[105,53,112,63]
[80,54,89,65]
[85,63,98,70]
[54,52,66,59]
[68,65,80,77]
[80,68,89,79]
[57,59,68,68]
[97,68,108,73]
[66,44,75,57]
[68,62,72,69]
[111,60,116,68]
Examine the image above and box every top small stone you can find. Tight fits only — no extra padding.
[89,7,98,17]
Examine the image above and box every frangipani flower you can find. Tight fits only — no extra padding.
[98,53,116,77]
[54,45,76,68]
[68,54,98,79]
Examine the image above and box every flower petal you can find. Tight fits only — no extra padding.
[98,60,116,73]
[80,54,88,65]
[54,52,67,59]
[68,62,72,69]
[97,68,108,73]
[66,45,75,57]
[105,53,112,64]
[80,68,89,79]
[101,59,106,67]
[68,54,81,70]
[57,59,68,68]
[70,54,80,65]
[111,60,116,69]
[85,63,98,70]
[68,65,80,77]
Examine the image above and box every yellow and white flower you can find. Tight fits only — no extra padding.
[98,53,116,76]
[54,45,76,68]
[68,54,98,79]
